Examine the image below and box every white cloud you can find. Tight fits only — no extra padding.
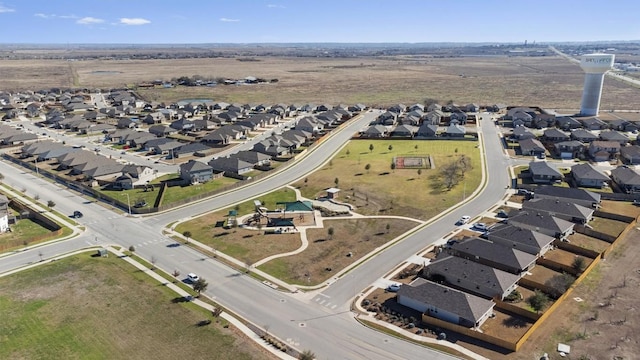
[77,17,104,25]
[120,17,150,25]
[34,13,77,19]
[220,17,239,22]
[0,4,15,13]
[267,4,285,8]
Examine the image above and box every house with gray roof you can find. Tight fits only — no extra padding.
[505,211,575,239]
[581,117,607,130]
[422,255,520,300]
[599,130,629,145]
[487,223,555,256]
[542,128,569,143]
[534,185,601,208]
[148,124,177,137]
[390,124,417,138]
[397,278,495,328]
[415,123,438,138]
[554,140,585,160]
[423,110,444,125]
[361,125,388,138]
[208,156,253,176]
[556,116,582,131]
[85,163,126,181]
[447,237,537,274]
[570,129,598,143]
[444,123,465,138]
[231,150,271,166]
[588,140,620,161]
[296,116,324,134]
[528,161,562,183]
[610,166,640,194]
[570,163,609,188]
[519,138,546,157]
[512,126,536,140]
[620,145,640,165]
[522,198,594,224]
[172,142,214,158]
[0,131,38,145]
[179,160,215,184]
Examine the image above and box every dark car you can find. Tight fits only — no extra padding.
[73,211,83,218]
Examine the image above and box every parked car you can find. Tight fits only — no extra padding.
[187,273,200,283]
[72,210,83,219]
[473,223,488,231]
[457,215,471,225]
[386,283,401,292]
[496,210,509,218]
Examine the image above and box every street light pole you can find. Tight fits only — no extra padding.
[124,193,131,215]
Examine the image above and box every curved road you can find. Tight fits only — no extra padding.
[0,111,509,359]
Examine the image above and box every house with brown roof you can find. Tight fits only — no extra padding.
[588,140,620,161]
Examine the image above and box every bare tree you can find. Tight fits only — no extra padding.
[327,227,335,240]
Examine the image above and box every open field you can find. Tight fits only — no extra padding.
[259,218,420,286]
[294,139,481,220]
[0,254,272,360]
[2,56,640,110]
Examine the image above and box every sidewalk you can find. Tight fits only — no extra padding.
[105,246,297,360]
[0,184,82,259]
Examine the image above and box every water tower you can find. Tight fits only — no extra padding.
[579,53,615,116]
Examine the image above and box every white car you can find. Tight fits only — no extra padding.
[387,284,401,292]
[473,223,488,231]
[187,273,200,283]
[458,215,471,225]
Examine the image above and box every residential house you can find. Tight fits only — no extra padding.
[143,112,165,125]
[148,125,177,137]
[281,130,310,147]
[486,104,506,113]
[610,166,640,193]
[533,114,556,129]
[464,103,480,112]
[361,125,388,138]
[510,110,534,127]
[581,117,607,130]
[570,163,609,188]
[192,119,218,132]
[444,124,465,138]
[534,185,601,208]
[542,128,569,143]
[409,103,425,112]
[415,123,438,138]
[170,118,195,132]
[449,111,468,125]
[570,129,598,143]
[554,140,585,160]
[397,278,495,328]
[422,255,520,300]
[528,161,562,183]
[624,122,639,133]
[447,237,537,275]
[117,117,137,129]
[390,125,417,138]
[620,145,640,165]
[556,117,582,131]
[231,150,272,167]
[522,198,594,224]
[588,140,620,161]
[296,116,324,134]
[427,103,442,112]
[172,142,215,158]
[599,130,629,145]
[388,104,406,114]
[0,194,9,232]
[505,211,575,239]
[117,164,155,188]
[252,137,290,157]
[519,138,546,157]
[512,126,536,140]
[608,119,629,131]
[179,160,215,184]
[400,113,421,126]
[423,110,444,125]
[376,111,398,126]
[347,104,367,113]
[208,156,254,175]
[487,223,556,256]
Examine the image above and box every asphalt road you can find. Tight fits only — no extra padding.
[0,111,510,360]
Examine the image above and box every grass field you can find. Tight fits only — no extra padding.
[294,139,482,220]
[174,188,299,264]
[0,254,272,360]
[258,218,420,286]
[2,56,639,111]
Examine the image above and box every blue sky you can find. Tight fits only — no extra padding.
[0,0,638,44]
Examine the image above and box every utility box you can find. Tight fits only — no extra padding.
[97,249,108,258]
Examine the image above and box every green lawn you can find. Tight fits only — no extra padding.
[160,176,239,206]
[0,254,271,360]
[294,139,481,220]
